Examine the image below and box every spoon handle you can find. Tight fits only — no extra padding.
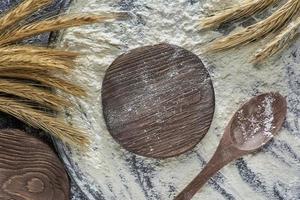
[175,145,238,200]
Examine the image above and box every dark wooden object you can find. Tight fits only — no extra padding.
[0,129,70,200]
[175,92,287,200]
[102,43,215,158]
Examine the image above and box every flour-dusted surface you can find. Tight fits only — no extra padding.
[54,0,300,199]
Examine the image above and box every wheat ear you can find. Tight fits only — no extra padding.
[0,13,123,46]
[253,15,300,63]
[0,46,79,60]
[205,0,300,52]
[0,0,52,31]
[200,0,277,29]
[0,96,89,147]
[0,70,86,97]
[0,53,74,72]
[0,79,71,110]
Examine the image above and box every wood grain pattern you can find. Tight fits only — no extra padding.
[0,129,69,200]
[102,43,215,158]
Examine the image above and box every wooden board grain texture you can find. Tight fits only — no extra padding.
[102,43,215,158]
[0,129,69,200]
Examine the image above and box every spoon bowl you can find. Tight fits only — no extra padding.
[230,92,287,151]
[175,92,287,200]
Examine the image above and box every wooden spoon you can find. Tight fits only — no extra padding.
[175,92,287,200]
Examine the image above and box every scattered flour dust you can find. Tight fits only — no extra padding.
[262,96,275,138]
[234,95,276,150]
[55,0,299,200]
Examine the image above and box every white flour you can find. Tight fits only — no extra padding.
[262,96,275,138]
[233,95,276,150]
[56,0,300,199]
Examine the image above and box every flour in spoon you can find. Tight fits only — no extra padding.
[234,94,276,148]
[262,95,275,138]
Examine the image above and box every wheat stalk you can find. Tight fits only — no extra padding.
[200,0,277,29]
[0,53,74,72]
[0,0,125,147]
[0,96,89,147]
[205,0,300,52]
[0,0,52,31]
[0,69,86,97]
[253,15,300,63]
[0,45,79,60]
[0,13,122,46]
[0,79,71,110]
[0,46,85,97]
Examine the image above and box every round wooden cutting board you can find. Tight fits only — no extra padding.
[102,43,215,158]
